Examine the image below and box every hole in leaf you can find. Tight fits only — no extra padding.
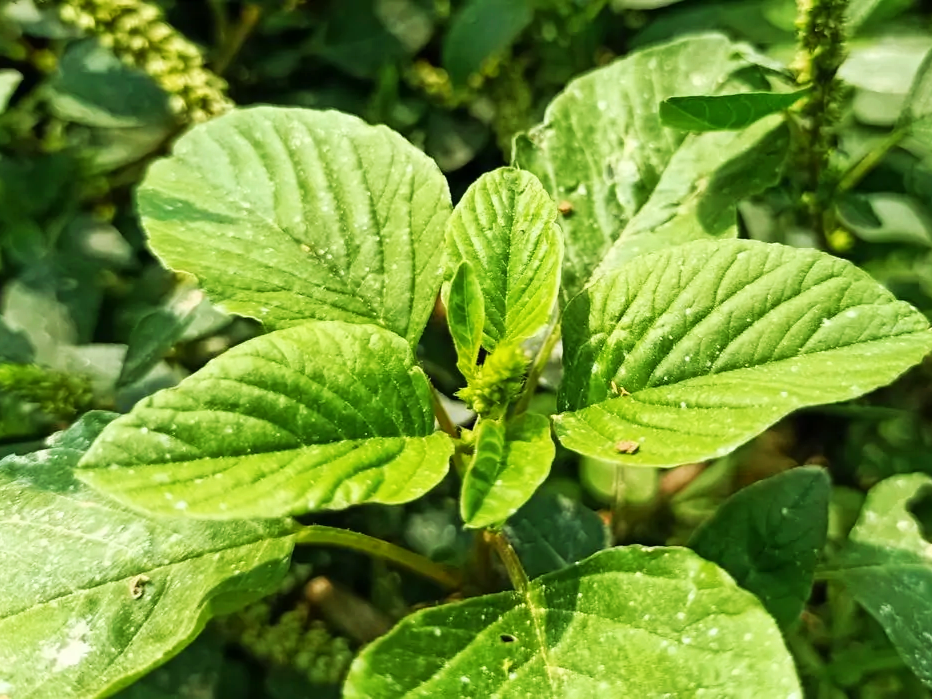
[907,484,932,543]
[500,634,516,643]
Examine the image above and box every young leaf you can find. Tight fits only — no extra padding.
[514,33,789,303]
[0,413,294,699]
[831,473,932,687]
[445,167,563,351]
[504,490,610,579]
[689,466,831,629]
[659,88,809,132]
[460,413,555,529]
[77,321,453,519]
[138,106,452,345]
[445,261,485,378]
[343,546,802,697]
[555,239,932,467]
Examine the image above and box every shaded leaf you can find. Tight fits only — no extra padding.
[838,193,932,248]
[343,546,801,697]
[514,34,789,303]
[555,239,932,467]
[689,466,830,628]
[660,89,808,132]
[832,474,932,686]
[0,317,33,363]
[504,490,609,579]
[138,106,451,345]
[460,413,555,529]
[0,69,22,113]
[0,413,294,699]
[903,46,932,141]
[78,321,453,519]
[445,261,485,378]
[118,287,206,388]
[442,0,532,86]
[113,630,227,699]
[445,167,563,350]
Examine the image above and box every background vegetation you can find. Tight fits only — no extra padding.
[3,0,932,696]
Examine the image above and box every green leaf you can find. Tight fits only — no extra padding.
[46,38,174,128]
[460,413,555,529]
[0,69,22,114]
[445,261,485,378]
[138,106,452,345]
[555,239,932,467]
[343,546,802,697]
[689,466,831,629]
[504,490,609,579]
[0,317,33,363]
[832,473,932,687]
[77,321,453,519]
[442,0,532,86]
[445,167,563,350]
[838,193,932,248]
[0,413,294,699]
[903,46,932,141]
[514,34,790,303]
[118,286,207,388]
[659,89,808,132]
[113,630,227,699]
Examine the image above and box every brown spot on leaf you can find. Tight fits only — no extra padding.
[557,200,574,216]
[615,440,640,454]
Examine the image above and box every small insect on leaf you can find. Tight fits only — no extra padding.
[615,440,640,454]
[610,380,630,396]
[129,574,150,599]
[557,200,574,216]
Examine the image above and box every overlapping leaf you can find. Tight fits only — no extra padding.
[446,262,485,378]
[689,467,831,628]
[343,546,801,697]
[460,413,555,529]
[659,89,808,132]
[831,473,932,686]
[444,168,562,351]
[513,33,789,303]
[77,321,453,519]
[0,413,294,699]
[555,239,932,467]
[138,106,451,345]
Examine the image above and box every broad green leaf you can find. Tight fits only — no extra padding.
[504,490,609,579]
[659,89,808,132]
[832,474,932,686]
[460,413,555,529]
[689,466,830,629]
[442,0,532,86]
[555,239,932,467]
[445,261,485,378]
[847,0,914,35]
[343,546,802,698]
[838,193,932,248]
[113,630,228,699]
[445,168,563,351]
[0,413,294,699]
[138,106,451,345]
[514,34,789,303]
[0,317,33,363]
[77,321,453,519]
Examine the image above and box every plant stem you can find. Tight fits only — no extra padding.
[835,127,907,194]
[293,524,463,590]
[484,530,529,594]
[212,3,262,76]
[513,320,561,416]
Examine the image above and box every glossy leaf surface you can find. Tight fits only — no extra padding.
[555,239,932,467]
[138,106,451,345]
[445,168,562,350]
[78,321,453,519]
[343,546,802,698]
[0,413,294,699]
